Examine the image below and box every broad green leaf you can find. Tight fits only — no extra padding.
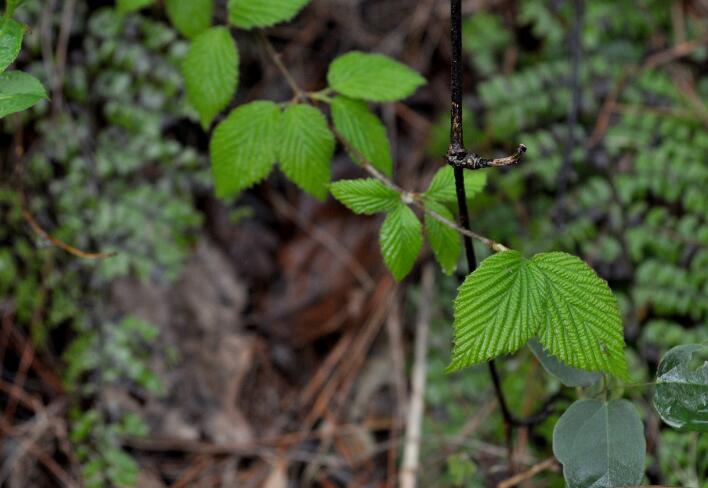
[331,96,392,176]
[553,399,645,488]
[653,344,708,432]
[278,104,335,200]
[228,0,310,29]
[424,165,487,206]
[183,27,238,129]
[424,199,461,275]
[0,71,47,118]
[327,51,426,102]
[209,101,280,198]
[165,0,213,39]
[380,203,422,281]
[533,252,629,380]
[330,179,399,215]
[0,17,24,74]
[448,251,547,371]
[528,338,601,387]
[448,251,628,379]
[116,0,154,14]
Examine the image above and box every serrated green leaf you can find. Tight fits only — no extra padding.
[183,27,238,129]
[424,165,487,206]
[448,251,627,379]
[424,199,461,275]
[448,251,547,371]
[331,96,392,176]
[327,51,426,102]
[228,0,310,29]
[0,71,47,118]
[653,344,708,432]
[0,17,24,74]
[209,101,280,198]
[533,252,629,380]
[553,399,645,488]
[330,179,399,215]
[278,104,335,200]
[116,0,154,14]
[165,0,213,38]
[380,203,422,281]
[528,338,601,387]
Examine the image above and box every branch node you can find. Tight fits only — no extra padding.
[447,144,527,171]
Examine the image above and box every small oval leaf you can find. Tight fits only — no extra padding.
[653,343,708,432]
[0,71,47,118]
[553,399,646,488]
[328,51,426,102]
[183,27,239,129]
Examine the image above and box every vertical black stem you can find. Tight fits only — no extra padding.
[449,0,513,463]
[450,0,476,271]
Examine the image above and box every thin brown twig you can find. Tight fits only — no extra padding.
[21,207,116,260]
[258,32,305,101]
[496,457,558,488]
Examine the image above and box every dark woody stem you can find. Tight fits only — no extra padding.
[447,0,557,468]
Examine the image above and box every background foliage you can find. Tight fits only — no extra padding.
[0,0,706,486]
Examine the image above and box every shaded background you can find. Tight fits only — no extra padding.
[1,0,707,486]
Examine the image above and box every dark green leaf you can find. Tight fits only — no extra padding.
[653,344,708,432]
[528,338,601,387]
[553,399,645,488]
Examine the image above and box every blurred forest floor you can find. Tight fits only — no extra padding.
[1,0,707,487]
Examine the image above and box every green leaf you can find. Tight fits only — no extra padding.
[533,252,629,380]
[116,0,154,14]
[165,0,213,39]
[0,71,47,118]
[183,27,238,129]
[331,96,393,176]
[448,251,547,371]
[424,165,487,206]
[327,51,426,102]
[424,199,461,275]
[528,338,601,387]
[553,399,645,488]
[209,101,280,198]
[0,16,24,74]
[228,0,310,29]
[379,203,422,281]
[330,178,399,215]
[278,104,335,200]
[448,251,628,379]
[653,344,708,432]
